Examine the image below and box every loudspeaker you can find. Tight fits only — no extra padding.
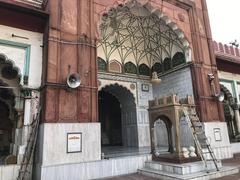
[215,91,225,102]
[66,73,81,88]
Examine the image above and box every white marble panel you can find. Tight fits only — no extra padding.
[39,123,101,166]
[37,154,151,180]
[137,82,153,107]
[0,165,20,180]
[204,122,233,159]
[137,125,150,147]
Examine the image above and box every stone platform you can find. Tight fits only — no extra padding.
[138,160,239,180]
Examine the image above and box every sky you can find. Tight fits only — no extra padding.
[206,0,240,45]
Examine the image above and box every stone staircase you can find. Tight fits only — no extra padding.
[138,160,239,180]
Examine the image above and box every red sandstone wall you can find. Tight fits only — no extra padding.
[214,41,240,58]
[43,0,224,123]
[43,0,97,123]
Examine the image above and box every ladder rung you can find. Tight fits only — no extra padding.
[202,151,211,154]
[194,131,204,134]
[190,115,198,119]
[197,136,207,140]
[19,170,30,173]
[206,159,215,161]
[193,123,202,126]
[182,105,219,172]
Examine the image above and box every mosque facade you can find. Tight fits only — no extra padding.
[0,0,239,179]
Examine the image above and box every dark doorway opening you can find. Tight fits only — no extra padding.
[0,100,13,157]
[99,90,122,146]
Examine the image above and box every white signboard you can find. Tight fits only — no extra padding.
[214,128,222,142]
[67,133,82,153]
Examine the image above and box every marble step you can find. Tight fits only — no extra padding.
[144,161,222,175]
[138,165,239,180]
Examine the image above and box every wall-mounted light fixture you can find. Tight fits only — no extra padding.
[151,72,162,85]
[207,73,224,102]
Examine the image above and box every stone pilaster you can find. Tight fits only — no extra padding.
[43,0,97,123]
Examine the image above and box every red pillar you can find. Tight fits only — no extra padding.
[43,0,97,123]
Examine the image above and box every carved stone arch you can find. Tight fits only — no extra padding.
[152,62,163,74]
[152,114,174,153]
[0,53,22,83]
[108,60,122,73]
[124,62,137,74]
[0,54,22,125]
[152,114,172,128]
[0,80,17,134]
[97,57,107,71]
[96,0,191,53]
[98,82,138,147]
[99,83,136,105]
[163,57,171,71]
[172,52,186,68]
[220,84,236,139]
[139,63,150,76]
[99,87,121,106]
[220,84,234,103]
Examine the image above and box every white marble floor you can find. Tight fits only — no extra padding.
[101,146,170,158]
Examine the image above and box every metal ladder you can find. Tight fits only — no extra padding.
[182,106,219,171]
[17,107,41,180]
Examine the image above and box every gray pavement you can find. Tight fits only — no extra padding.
[213,158,240,180]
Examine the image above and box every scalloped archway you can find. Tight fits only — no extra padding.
[0,54,22,163]
[0,53,22,83]
[96,0,191,48]
[96,0,192,77]
[99,83,138,152]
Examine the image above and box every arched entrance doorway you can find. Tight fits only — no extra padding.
[154,116,174,153]
[99,84,138,156]
[99,90,122,146]
[220,84,239,140]
[0,54,22,164]
[0,100,13,157]
[97,1,192,156]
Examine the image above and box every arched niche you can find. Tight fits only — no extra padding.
[139,63,150,76]
[124,62,137,74]
[172,52,186,68]
[154,117,174,153]
[152,63,163,74]
[163,57,171,71]
[109,60,122,73]
[97,57,107,72]
[0,54,21,83]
